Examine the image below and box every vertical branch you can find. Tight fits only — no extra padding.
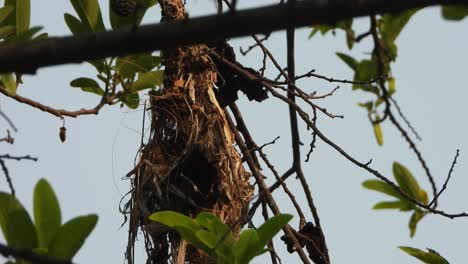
[286,1,330,262]
[369,15,438,208]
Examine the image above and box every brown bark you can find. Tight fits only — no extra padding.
[126,1,253,263]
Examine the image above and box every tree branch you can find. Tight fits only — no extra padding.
[0,0,466,73]
[0,242,72,264]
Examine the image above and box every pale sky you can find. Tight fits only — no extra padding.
[1,1,468,264]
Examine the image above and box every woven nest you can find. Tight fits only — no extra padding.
[124,44,253,264]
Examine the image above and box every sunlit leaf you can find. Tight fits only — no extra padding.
[362,180,404,200]
[373,122,383,146]
[373,201,412,210]
[393,162,426,203]
[399,246,449,264]
[1,73,17,95]
[408,210,426,237]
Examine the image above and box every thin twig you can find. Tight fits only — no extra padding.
[240,34,271,55]
[428,150,460,207]
[220,53,468,218]
[0,130,14,144]
[389,96,422,141]
[0,154,38,161]
[0,110,18,132]
[0,86,117,118]
[0,159,14,196]
[284,69,386,86]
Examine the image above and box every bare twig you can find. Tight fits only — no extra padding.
[0,130,14,144]
[0,110,18,132]
[0,86,117,118]
[389,96,422,141]
[0,159,14,196]
[0,154,38,161]
[428,150,460,207]
[240,34,271,55]
[285,69,386,86]
[220,51,468,218]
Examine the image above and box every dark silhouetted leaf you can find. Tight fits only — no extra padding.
[442,6,468,21]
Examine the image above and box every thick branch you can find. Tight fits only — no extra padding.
[0,0,466,73]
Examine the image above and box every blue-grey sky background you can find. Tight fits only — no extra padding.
[1,0,468,263]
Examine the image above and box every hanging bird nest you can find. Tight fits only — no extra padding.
[124,43,253,264]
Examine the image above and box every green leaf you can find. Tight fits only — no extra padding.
[15,0,30,35]
[362,180,404,200]
[0,25,16,39]
[195,212,234,246]
[358,101,373,111]
[70,77,104,96]
[233,229,261,264]
[0,0,16,27]
[122,92,140,109]
[380,10,418,46]
[388,76,396,95]
[48,214,98,260]
[33,179,62,248]
[393,162,426,203]
[256,214,292,250]
[195,213,234,259]
[373,201,412,210]
[116,54,161,79]
[373,122,384,146]
[17,25,42,40]
[109,0,159,29]
[408,210,426,237]
[0,6,14,24]
[149,211,210,252]
[1,74,17,95]
[0,193,37,249]
[64,13,87,35]
[336,52,358,71]
[353,59,379,93]
[399,246,449,264]
[69,0,105,32]
[441,6,468,21]
[131,70,164,92]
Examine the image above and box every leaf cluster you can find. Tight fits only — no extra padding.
[362,162,428,237]
[0,179,97,263]
[64,0,163,109]
[149,211,292,264]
